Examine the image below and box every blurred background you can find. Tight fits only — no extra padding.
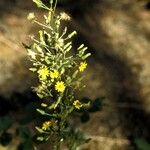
[0,0,150,149]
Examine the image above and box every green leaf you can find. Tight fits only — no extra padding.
[72,70,78,79]
[79,47,88,56]
[36,109,46,115]
[33,0,43,7]
[0,132,12,146]
[89,98,103,112]
[64,42,72,49]
[35,127,45,133]
[77,44,84,50]
[29,68,37,72]
[80,112,90,123]
[17,126,32,140]
[37,136,44,141]
[65,45,72,53]
[0,116,13,132]
[134,138,150,150]
[48,96,62,110]
[82,53,91,60]
[18,140,33,150]
[67,31,77,39]
[36,109,58,118]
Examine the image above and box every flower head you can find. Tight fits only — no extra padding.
[79,62,87,72]
[73,100,82,109]
[42,120,56,131]
[55,81,65,92]
[27,12,35,21]
[38,66,49,80]
[60,12,71,21]
[50,70,59,79]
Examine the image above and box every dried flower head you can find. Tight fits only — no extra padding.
[27,12,35,21]
[60,12,71,21]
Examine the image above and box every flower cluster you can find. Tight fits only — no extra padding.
[42,120,56,131]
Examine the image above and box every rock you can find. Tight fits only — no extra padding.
[0,10,35,97]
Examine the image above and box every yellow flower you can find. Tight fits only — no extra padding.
[60,12,71,21]
[79,62,87,72]
[42,121,55,131]
[27,12,35,21]
[38,66,49,80]
[55,81,65,92]
[73,100,82,109]
[50,70,59,79]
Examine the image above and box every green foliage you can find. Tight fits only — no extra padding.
[0,116,13,132]
[134,138,150,150]
[0,116,13,146]
[17,126,33,150]
[64,127,91,150]
[26,0,91,149]
[0,114,34,149]
[0,132,12,146]
[76,97,104,123]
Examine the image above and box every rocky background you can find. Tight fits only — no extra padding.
[0,0,150,149]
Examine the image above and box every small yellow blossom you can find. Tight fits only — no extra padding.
[60,12,71,21]
[50,70,59,79]
[27,12,35,21]
[38,66,49,80]
[73,100,82,109]
[55,81,65,92]
[42,121,55,131]
[79,62,87,72]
